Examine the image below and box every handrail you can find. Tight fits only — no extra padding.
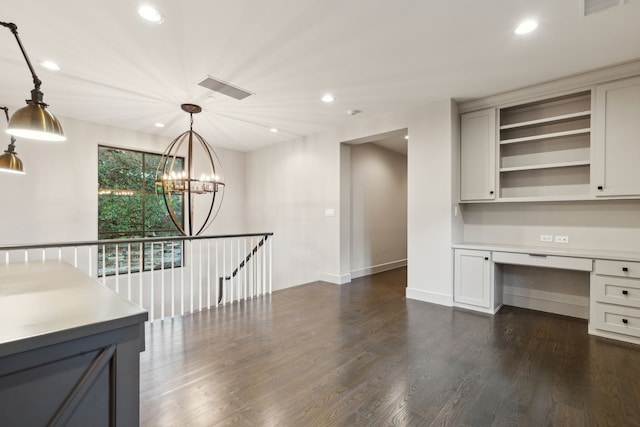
[0,232,274,252]
[218,235,270,304]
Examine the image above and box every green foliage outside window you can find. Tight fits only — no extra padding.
[98,146,183,275]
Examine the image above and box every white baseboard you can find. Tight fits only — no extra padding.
[406,288,453,307]
[320,272,351,285]
[350,259,407,279]
[503,294,588,319]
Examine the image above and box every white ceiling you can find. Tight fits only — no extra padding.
[2,0,640,152]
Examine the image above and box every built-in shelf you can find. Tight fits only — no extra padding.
[497,90,592,200]
[499,160,591,173]
[500,128,591,145]
[499,111,591,130]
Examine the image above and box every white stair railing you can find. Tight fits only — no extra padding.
[0,233,273,322]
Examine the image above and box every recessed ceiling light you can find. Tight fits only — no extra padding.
[270,128,279,133]
[154,122,165,128]
[40,60,60,71]
[322,94,335,103]
[138,5,165,23]
[515,19,538,35]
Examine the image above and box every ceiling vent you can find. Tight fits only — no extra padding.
[197,76,253,100]
[581,0,629,16]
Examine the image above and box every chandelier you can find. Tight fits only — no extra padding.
[155,104,225,236]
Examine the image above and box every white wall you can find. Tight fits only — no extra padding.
[245,100,457,300]
[349,143,407,277]
[461,200,640,252]
[0,115,247,246]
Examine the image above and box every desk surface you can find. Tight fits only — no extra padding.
[453,243,640,262]
[0,260,148,358]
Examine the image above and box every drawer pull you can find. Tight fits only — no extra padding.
[528,253,547,258]
[622,267,629,272]
[622,319,629,324]
[622,290,629,295]
[484,257,489,261]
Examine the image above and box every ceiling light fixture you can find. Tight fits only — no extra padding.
[154,122,165,128]
[0,106,25,174]
[40,60,60,71]
[1,21,65,142]
[322,94,335,103]
[138,5,165,23]
[155,104,225,236]
[515,19,538,35]
[270,128,278,133]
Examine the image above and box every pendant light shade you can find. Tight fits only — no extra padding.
[0,146,25,174]
[0,106,25,174]
[7,99,65,142]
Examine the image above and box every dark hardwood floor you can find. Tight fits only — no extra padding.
[140,268,640,426]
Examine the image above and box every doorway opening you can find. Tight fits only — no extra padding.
[340,129,408,287]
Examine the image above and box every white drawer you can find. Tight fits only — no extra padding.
[492,251,592,271]
[591,302,640,339]
[591,275,640,308]
[595,259,640,279]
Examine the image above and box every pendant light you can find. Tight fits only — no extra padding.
[1,21,65,142]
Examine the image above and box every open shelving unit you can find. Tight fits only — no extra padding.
[498,91,592,199]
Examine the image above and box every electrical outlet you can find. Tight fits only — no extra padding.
[539,235,553,242]
[555,235,569,244]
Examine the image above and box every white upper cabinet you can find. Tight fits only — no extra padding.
[460,108,496,201]
[593,76,640,197]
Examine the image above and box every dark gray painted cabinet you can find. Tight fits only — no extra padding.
[0,261,148,426]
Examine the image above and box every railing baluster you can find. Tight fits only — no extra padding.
[222,239,227,305]
[150,243,155,323]
[198,239,202,311]
[243,238,248,301]
[190,239,194,313]
[215,239,219,306]
[160,242,165,320]
[207,240,211,309]
[268,236,272,294]
[139,242,143,308]
[171,241,175,318]
[115,244,119,294]
[127,244,132,301]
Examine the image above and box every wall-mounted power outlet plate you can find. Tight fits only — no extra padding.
[540,235,553,242]
[555,235,569,244]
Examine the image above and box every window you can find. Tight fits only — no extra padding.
[98,146,183,275]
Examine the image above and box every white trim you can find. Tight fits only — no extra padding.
[458,58,640,113]
[503,294,589,319]
[320,272,351,285]
[350,259,407,279]
[406,288,453,306]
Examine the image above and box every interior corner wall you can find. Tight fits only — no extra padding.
[405,100,456,306]
[0,115,247,246]
[244,99,456,299]
[349,143,407,277]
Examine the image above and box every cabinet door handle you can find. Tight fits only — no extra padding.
[622,267,629,272]
[597,185,603,190]
[622,290,629,295]
[622,318,629,324]
[484,257,489,261]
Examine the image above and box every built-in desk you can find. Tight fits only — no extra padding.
[0,260,148,426]
[453,243,640,346]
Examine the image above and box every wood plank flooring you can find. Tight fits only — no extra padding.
[140,268,640,426]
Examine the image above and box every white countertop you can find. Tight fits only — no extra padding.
[0,260,148,358]
[453,242,640,262]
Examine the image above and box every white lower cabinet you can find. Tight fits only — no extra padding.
[454,249,501,314]
[589,259,640,345]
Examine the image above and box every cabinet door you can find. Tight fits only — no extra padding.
[594,76,640,197]
[454,249,491,308]
[460,109,496,201]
